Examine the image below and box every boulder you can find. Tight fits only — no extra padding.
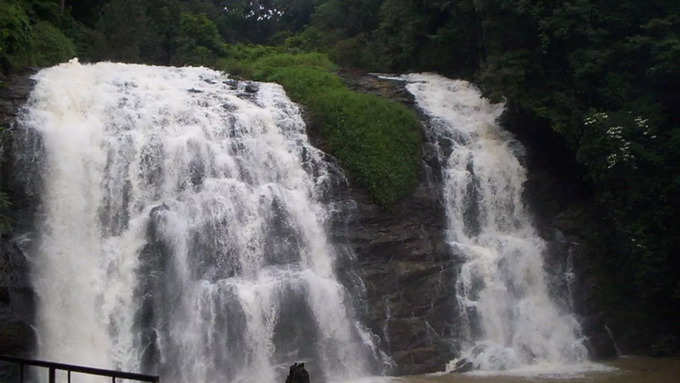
[285,363,310,383]
[451,359,474,373]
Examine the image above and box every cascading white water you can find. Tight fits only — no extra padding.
[20,60,380,382]
[401,73,589,373]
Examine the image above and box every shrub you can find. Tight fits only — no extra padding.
[31,21,76,67]
[0,1,31,70]
[221,48,422,206]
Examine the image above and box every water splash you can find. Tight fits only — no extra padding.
[19,61,380,382]
[402,73,590,373]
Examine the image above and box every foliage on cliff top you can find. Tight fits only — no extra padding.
[1,1,75,71]
[221,48,422,206]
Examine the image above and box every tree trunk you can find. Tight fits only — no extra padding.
[60,0,65,14]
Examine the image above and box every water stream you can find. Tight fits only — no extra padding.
[401,73,591,374]
[18,60,380,383]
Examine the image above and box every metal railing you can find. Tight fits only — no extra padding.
[0,356,159,383]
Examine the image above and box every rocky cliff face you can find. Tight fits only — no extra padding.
[340,181,460,375]
[0,70,38,369]
[336,73,461,375]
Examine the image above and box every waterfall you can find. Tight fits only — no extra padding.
[401,74,589,372]
[18,60,380,382]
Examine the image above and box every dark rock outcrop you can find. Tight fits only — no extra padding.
[0,239,36,356]
[0,69,38,361]
[451,359,474,373]
[342,180,460,375]
[285,362,310,383]
[331,74,461,375]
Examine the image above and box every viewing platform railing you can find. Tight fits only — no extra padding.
[0,355,159,383]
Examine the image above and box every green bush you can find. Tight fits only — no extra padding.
[0,1,31,70]
[257,66,343,100]
[173,13,224,66]
[314,89,421,205]
[221,48,422,206]
[31,21,75,67]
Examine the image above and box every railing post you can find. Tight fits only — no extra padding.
[1,355,158,383]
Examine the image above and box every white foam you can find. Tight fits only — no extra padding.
[403,73,590,373]
[21,61,381,382]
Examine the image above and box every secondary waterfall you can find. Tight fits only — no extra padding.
[18,60,380,382]
[402,74,589,372]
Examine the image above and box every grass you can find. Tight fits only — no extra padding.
[220,46,422,206]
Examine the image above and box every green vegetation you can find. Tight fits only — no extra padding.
[221,48,421,205]
[0,1,32,71]
[1,0,75,70]
[30,20,75,67]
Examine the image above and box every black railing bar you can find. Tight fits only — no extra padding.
[0,356,158,383]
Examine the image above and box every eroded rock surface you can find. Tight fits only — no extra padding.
[1,69,37,362]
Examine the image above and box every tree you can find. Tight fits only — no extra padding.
[0,1,32,71]
[94,0,152,62]
[174,12,223,66]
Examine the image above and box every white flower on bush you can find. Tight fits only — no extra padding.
[583,111,652,169]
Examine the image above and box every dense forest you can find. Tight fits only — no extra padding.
[1,0,678,354]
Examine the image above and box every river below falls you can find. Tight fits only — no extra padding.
[379,356,679,383]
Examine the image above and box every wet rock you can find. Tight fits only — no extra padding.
[244,83,259,94]
[222,103,237,112]
[0,69,36,128]
[285,362,310,383]
[236,93,253,102]
[342,179,459,375]
[0,240,36,361]
[0,306,35,355]
[223,79,238,90]
[338,70,414,106]
[451,359,474,373]
[0,69,37,360]
[391,347,446,375]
